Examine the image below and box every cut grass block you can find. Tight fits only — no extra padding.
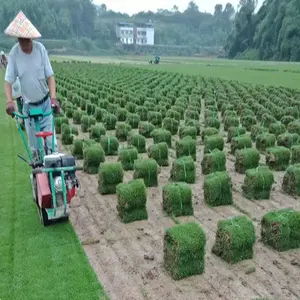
[268,122,286,137]
[103,113,117,130]
[212,216,256,264]
[242,166,274,200]
[277,133,299,149]
[224,116,239,131]
[201,149,226,175]
[83,144,105,174]
[133,159,158,187]
[235,148,260,174]
[148,142,169,166]
[282,164,300,196]
[201,127,219,142]
[266,147,291,171]
[255,133,276,153]
[138,121,155,138]
[261,209,300,251]
[72,139,84,160]
[127,133,146,153]
[179,126,197,140]
[117,146,138,170]
[204,171,233,206]
[241,115,257,131]
[89,125,106,142]
[100,136,119,156]
[61,124,78,145]
[163,117,179,135]
[250,125,267,142]
[170,156,196,184]
[98,162,124,195]
[281,115,295,127]
[185,119,200,135]
[205,117,220,130]
[151,129,172,147]
[227,126,246,143]
[126,113,140,129]
[162,183,193,217]
[287,121,300,135]
[116,179,148,223]
[176,136,196,161]
[231,135,252,155]
[164,222,206,280]
[291,145,300,164]
[204,134,224,154]
[115,122,131,142]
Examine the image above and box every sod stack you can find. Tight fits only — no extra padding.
[98,162,124,195]
[118,146,138,170]
[100,136,119,156]
[287,121,300,135]
[281,116,295,127]
[89,125,106,142]
[133,159,158,187]
[116,107,128,121]
[72,139,84,159]
[227,126,246,143]
[282,164,300,196]
[261,209,300,251]
[61,124,78,145]
[83,144,105,174]
[291,145,300,164]
[241,115,257,131]
[230,135,252,155]
[115,122,132,142]
[255,133,276,153]
[164,222,206,280]
[266,146,291,171]
[138,121,155,138]
[103,113,117,131]
[176,136,196,161]
[201,127,219,142]
[268,123,286,137]
[201,149,226,175]
[235,148,260,174]
[116,179,148,223]
[162,183,194,217]
[148,142,169,166]
[55,116,68,134]
[179,126,197,140]
[126,113,140,129]
[72,110,82,124]
[277,133,299,149]
[212,216,256,264]
[81,115,96,132]
[127,133,146,153]
[151,129,172,147]
[204,134,224,154]
[170,156,196,184]
[204,171,233,206]
[185,119,201,136]
[224,116,239,131]
[250,125,267,142]
[163,117,179,135]
[242,166,274,200]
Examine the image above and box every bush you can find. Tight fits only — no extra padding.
[128,133,146,153]
[291,145,300,164]
[116,179,148,223]
[261,209,300,251]
[268,123,286,137]
[235,148,260,174]
[170,156,196,184]
[61,124,78,145]
[212,216,256,264]
[282,164,300,196]
[266,147,290,171]
[242,166,274,200]
[83,144,105,174]
[138,121,155,138]
[201,149,226,175]
[201,127,219,142]
[89,125,106,142]
[162,183,193,217]
[72,110,82,124]
[277,133,299,149]
[250,125,267,141]
[133,159,158,187]
[241,115,257,131]
[163,117,179,135]
[204,171,233,206]
[227,126,246,143]
[98,162,124,195]
[115,122,131,142]
[103,113,117,131]
[255,133,276,153]
[118,146,138,170]
[72,139,84,159]
[151,129,172,147]
[164,222,206,280]
[126,113,140,129]
[204,134,224,154]
[179,126,197,140]
[230,135,252,155]
[176,136,196,161]
[148,142,169,166]
[100,136,119,156]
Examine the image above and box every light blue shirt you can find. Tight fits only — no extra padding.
[5,41,54,104]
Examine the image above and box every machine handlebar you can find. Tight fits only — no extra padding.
[32,166,83,174]
[13,109,53,120]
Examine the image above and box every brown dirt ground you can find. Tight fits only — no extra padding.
[58,111,300,300]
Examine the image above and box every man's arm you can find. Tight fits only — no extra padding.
[4,51,16,104]
[4,81,13,104]
[47,75,56,99]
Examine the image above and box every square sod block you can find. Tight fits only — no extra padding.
[204,134,224,154]
[230,135,252,155]
[127,133,146,153]
[266,147,291,171]
[287,121,300,135]
[250,125,267,142]
[282,164,300,196]
[241,115,257,131]
[83,144,105,174]
[179,126,197,140]
[277,133,300,149]
[176,136,196,161]
[138,121,155,138]
[72,139,84,160]
[204,171,233,207]
[205,117,220,130]
[164,222,206,280]
[115,122,131,142]
[170,156,196,184]
[117,146,138,171]
[256,133,276,153]
[162,183,194,217]
[242,166,274,200]
[133,159,158,187]
[261,209,300,251]
[235,148,260,174]
[98,162,124,195]
[116,179,148,223]
[212,216,256,264]
[100,136,119,156]
[268,122,286,137]
[227,126,246,143]
[163,117,179,135]
[291,145,300,164]
[148,142,169,166]
[201,149,226,175]
[224,116,239,131]
[201,127,219,142]
[151,129,172,147]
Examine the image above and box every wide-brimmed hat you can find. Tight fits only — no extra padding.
[4,11,41,39]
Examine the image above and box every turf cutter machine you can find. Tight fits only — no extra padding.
[13,107,82,226]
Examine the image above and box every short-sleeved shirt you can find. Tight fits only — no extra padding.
[12,77,22,99]
[5,41,54,104]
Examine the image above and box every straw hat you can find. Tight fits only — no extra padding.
[4,11,41,39]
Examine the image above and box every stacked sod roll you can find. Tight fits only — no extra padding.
[151,129,172,147]
[282,164,300,196]
[291,145,300,164]
[118,146,138,171]
[266,146,291,171]
[127,133,146,153]
[89,125,106,142]
[138,121,155,138]
[227,126,246,143]
[72,139,84,159]
[204,134,224,154]
[176,136,196,161]
[170,156,196,184]
[133,159,158,187]
[148,142,169,166]
[115,122,131,142]
[100,135,119,156]
[83,143,105,174]
[230,135,252,155]
[277,133,299,149]
[255,133,276,153]
[235,148,260,174]
[201,149,226,175]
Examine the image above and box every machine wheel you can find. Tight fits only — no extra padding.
[38,207,52,227]
[30,174,37,203]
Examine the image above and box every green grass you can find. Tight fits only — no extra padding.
[0,70,108,299]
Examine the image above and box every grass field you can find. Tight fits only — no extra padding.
[0,70,108,300]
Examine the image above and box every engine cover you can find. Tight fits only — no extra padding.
[44,153,75,169]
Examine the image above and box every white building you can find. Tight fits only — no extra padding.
[116,22,154,46]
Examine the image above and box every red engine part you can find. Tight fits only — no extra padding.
[36,173,52,209]
[67,186,76,203]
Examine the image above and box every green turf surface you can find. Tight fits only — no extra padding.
[0,70,108,300]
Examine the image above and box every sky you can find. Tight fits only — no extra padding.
[94,0,264,15]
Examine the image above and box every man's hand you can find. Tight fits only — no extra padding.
[51,98,60,114]
[6,101,15,117]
